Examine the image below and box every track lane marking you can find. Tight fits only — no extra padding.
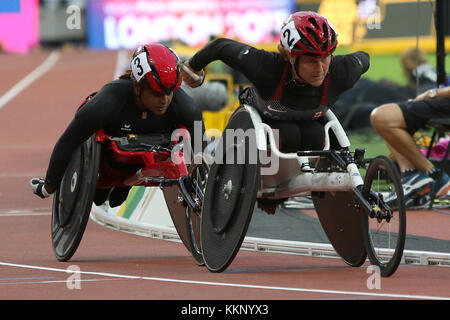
[0,278,124,286]
[0,212,51,217]
[0,51,60,110]
[0,261,448,300]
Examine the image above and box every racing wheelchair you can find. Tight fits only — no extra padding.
[200,105,406,277]
[51,128,208,266]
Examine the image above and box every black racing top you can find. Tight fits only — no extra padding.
[189,38,370,111]
[45,78,204,189]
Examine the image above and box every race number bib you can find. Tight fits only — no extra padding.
[280,20,301,52]
[131,52,151,82]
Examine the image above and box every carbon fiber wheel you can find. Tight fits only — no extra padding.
[51,135,101,261]
[201,107,260,272]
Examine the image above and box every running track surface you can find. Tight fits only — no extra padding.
[0,48,449,301]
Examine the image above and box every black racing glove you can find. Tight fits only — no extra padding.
[30,178,50,199]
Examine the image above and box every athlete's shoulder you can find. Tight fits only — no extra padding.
[97,78,134,105]
[78,78,133,116]
[103,78,134,93]
[331,52,370,74]
[329,52,370,90]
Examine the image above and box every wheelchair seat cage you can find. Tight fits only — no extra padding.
[246,106,364,199]
[95,130,189,190]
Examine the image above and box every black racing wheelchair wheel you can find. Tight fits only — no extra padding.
[51,135,101,262]
[201,107,260,272]
[361,155,406,277]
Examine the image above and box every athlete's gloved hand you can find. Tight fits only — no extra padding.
[181,61,205,88]
[30,178,50,199]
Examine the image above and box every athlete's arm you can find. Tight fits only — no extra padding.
[44,84,122,190]
[187,38,285,92]
[415,86,450,101]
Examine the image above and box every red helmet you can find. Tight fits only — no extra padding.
[280,11,338,57]
[131,43,181,95]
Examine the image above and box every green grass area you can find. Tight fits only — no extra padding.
[363,54,406,85]
[348,132,390,158]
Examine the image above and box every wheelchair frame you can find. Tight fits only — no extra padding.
[200,104,406,276]
[51,129,206,265]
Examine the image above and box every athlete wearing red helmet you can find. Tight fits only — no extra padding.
[182,11,369,213]
[278,11,338,86]
[280,11,338,57]
[31,43,205,206]
[130,43,182,115]
[131,43,182,95]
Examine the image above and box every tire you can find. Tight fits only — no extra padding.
[201,107,260,272]
[51,135,101,262]
[361,155,406,277]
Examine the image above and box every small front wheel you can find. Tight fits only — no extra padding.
[361,155,406,277]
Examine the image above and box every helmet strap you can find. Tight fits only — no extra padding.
[289,56,304,84]
[133,83,146,109]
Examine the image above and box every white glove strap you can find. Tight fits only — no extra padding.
[182,64,205,85]
[30,178,49,198]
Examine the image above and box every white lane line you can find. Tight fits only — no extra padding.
[0,261,448,300]
[0,207,51,217]
[113,50,130,79]
[0,262,140,280]
[0,51,60,110]
[0,278,122,286]
[0,211,50,217]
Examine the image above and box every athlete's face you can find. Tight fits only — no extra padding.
[138,86,173,115]
[296,54,331,87]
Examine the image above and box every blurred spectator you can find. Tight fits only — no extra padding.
[370,86,450,208]
[334,48,437,132]
[401,48,437,94]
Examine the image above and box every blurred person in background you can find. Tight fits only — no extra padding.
[30,43,205,207]
[333,48,437,132]
[370,84,450,208]
[401,48,437,94]
[181,11,370,213]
